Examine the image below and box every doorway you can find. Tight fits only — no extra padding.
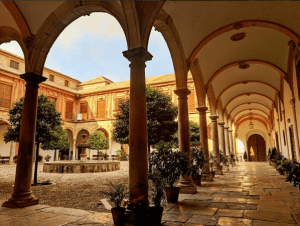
[247,134,266,161]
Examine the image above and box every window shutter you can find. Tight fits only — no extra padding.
[80,102,88,120]
[0,83,12,108]
[97,100,106,118]
[65,101,73,119]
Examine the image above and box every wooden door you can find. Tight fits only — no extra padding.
[247,134,266,161]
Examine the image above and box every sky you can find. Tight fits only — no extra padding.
[0,13,174,83]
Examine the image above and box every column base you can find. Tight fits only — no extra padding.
[2,196,39,208]
[213,166,224,175]
[201,173,214,182]
[177,177,197,194]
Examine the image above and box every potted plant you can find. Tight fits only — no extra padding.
[190,147,207,185]
[148,170,167,225]
[101,181,128,225]
[276,160,285,175]
[45,155,51,162]
[230,154,236,166]
[148,147,189,203]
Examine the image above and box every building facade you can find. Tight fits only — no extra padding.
[0,49,209,161]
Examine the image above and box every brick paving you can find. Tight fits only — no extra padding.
[1,162,300,225]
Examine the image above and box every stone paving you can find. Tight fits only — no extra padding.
[1,162,300,225]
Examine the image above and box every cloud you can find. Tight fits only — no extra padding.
[0,41,24,57]
[55,13,125,53]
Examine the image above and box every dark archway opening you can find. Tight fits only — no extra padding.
[247,134,266,161]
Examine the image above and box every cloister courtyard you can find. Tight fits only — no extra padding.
[1,161,300,226]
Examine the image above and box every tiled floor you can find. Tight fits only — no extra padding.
[1,162,300,225]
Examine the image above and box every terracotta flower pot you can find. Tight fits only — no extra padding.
[165,187,180,203]
[148,206,164,225]
[192,175,202,186]
[111,207,126,225]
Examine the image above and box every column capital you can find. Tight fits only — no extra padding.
[224,126,229,130]
[228,129,233,132]
[20,72,47,87]
[218,121,225,126]
[209,115,219,121]
[196,107,208,113]
[174,88,191,98]
[123,47,153,63]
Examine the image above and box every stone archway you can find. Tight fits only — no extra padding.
[247,134,266,162]
[76,130,90,160]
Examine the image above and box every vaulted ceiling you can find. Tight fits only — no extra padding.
[1,1,299,133]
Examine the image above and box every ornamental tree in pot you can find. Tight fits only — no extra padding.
[101,182,128,225]
[190,147,207,185]
[148,147,189,203]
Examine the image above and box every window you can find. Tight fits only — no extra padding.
[65,101,73,119]
[80,102,88,120]
[49,75,54,82]
[10,60,19,70]
[97,100,106,118]
[65,80,69,87]
[283,130,286,146]
[0,83,12,108]
[188,90,195,111]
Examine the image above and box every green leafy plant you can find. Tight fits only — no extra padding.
[149,147,189,188]
[220,151,229,164]
[101,182,129,208]
[148,170,167,207]
[45,155,51,161]
[116,149,128,161]
[113,85,178,152]
[4,94,62,185]
[38,155,43,162]
[190,147,207,176]
[88,130,109,160]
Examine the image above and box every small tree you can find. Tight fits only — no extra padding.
[4,94,61,185]
[113,85,178,152]
[41,125,70,160]
[88,130,109,160]
[155,121,200,150]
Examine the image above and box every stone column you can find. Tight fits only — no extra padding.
[228,129,233,156]
[209,116,223,175]
[175,89,197,194]
[123,47,152,203]
[73,139,77,160]
[3,72,46,208]
[55,149,59,161]
[9,142,16,164]
[218,122,226,154]
[197,107,213,181]
[224,126,230,156]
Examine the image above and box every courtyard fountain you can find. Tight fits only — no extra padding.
[43,133,120,173]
